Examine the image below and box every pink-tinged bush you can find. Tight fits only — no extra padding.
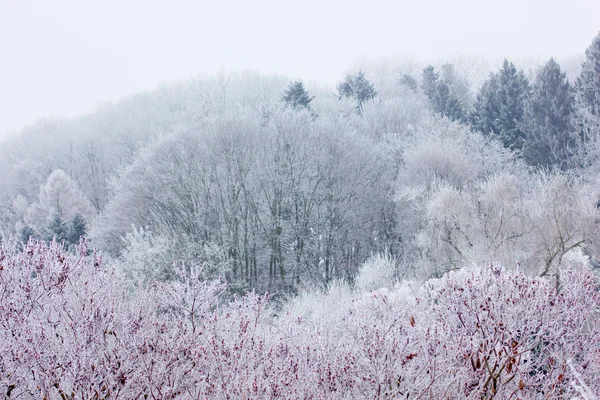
[1,241,599,399]
[425,266,600,397]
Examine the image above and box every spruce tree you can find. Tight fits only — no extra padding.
[68,213,87,245]
[471,60,530,151]
[573,31,600,146]
[440,64,471,114]
[45,212,68,244]
[497,60,530,150]
[422,65,439,100]
[471,73,500,135]
[282,80,314,110]
[434,82,467,122]
[337,71,377,114]
[522,58,574,169]
[576,31,600,119]
[422,64,468,122]
[399,74,418,92]
[20,226,36,245]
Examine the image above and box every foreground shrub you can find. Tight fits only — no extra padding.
[0,241,598,398]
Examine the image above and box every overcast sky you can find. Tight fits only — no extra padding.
[1,0,599,140]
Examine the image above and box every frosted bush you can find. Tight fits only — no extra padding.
[113,226,177,286]
[114,227,232,288]
[388,280,419,307]
[284,278,353,327]
[1,240,598,398]
[354,252,397,293]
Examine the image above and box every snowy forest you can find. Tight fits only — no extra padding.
[1,30,600,398]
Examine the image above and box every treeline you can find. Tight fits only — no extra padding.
[0,33,600,292]
[422,53,598,170]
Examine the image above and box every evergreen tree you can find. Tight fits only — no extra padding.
[434,82,467,122]
[440,64,471,114]
[575,31,600,119]
[337,71,377,114]
[282,80,314,110]
[399,74,418,92]
[471,60,530,151]
[68,213,87,245]
[45,212,68,244]
[471,73,500,136]
[522,58,574,169]
[421,65,439,100]
[422,64,468,122]
[20,226,36,245]
[497,60,530,150]
[573,31,600,147]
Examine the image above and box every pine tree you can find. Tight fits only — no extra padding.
[522,58,574,169]
[422,65,468,122]
[399,74,418,92]
[576,31,600,119]
[282,80,314,110]
[45,212,68,244]
[68,213,87,245]
[422,65,439,100]
[471,60,530,151]
[20,226,36,245]
[434,82,467,122]
[573,31,600,147]
[497,60,530,150]
[440,64,471,114]
[471,73,500,135]
[337,71,377,114]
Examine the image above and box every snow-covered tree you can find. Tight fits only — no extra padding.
[24,169,95,232]
[471,60,530,151]
[572,32,600,175]
[282,80,314,110]
[421,64,469,122]
[67,212,87,245]
[575,31,600,122]
[522,58,574,169]
[44,212,69,243]
[337,70,377,114]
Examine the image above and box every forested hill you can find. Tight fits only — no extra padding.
[1,33,600,294]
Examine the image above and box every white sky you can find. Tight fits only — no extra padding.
[1,0,599,139]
